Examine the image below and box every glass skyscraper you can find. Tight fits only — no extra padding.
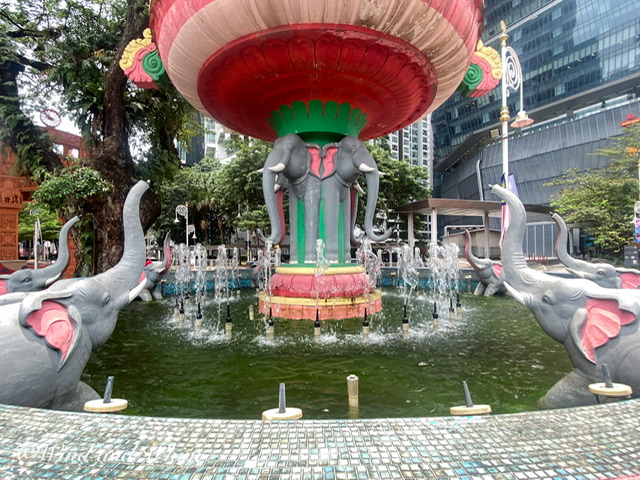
[430,0,640,256]
[433,0,640,162]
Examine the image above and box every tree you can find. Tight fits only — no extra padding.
[546,123,640,255]
[0,0,195,274]
[155,136,271,246]
[366,143,431,239]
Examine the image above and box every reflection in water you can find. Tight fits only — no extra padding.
[83,290,571,420]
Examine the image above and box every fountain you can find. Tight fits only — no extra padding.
[139,0,486,320]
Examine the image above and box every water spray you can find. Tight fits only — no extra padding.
[402,303,409,335]
[449,296,455,321]
[179,298,185,327]
[195,301,203,331]
[314,309,321,337]
[432,301,439,329]
[362,308,370,338]
[225,302,233,337]
[267,308,275,340]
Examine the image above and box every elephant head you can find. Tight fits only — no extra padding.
[0,216,80,295]
[464,229,505,297]
[492,184,640,408]
[138,232,173,301]
[0,181,149,411]
[262,134,314,245]
[333,136,391,244]
[553,213,640,289]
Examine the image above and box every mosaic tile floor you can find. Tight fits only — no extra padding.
[1,400,639,479]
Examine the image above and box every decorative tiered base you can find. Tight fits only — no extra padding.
[258,265,382,320]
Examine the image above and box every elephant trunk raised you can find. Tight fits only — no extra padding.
[553,213,640,289]
[0,215,80,294]
[0,181,149,411]
[95,181,149,307]
[464,229,505,296]
[492,184,640,408]
[139,232,173,301]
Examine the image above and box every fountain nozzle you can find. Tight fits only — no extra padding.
[602,364,614,388]
[103,376,114,404]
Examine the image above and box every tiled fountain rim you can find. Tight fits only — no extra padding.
[1,401,640,479]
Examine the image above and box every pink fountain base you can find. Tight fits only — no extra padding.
[259,267,382,320]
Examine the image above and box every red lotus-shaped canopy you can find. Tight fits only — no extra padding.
[150,0,484,141]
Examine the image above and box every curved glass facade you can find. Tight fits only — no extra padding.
[432,0,640,160]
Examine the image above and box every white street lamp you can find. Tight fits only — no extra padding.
[174,204,189,248]
[499,20,534,185]
[499,21,534,246]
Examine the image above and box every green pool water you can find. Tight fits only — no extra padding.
[82,290,572,419]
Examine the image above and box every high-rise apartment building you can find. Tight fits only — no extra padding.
[388,116,433,168]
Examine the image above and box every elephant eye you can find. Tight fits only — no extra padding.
[542,295,551,304]
[22,277,31,283]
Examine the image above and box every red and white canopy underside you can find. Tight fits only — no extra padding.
[150,0,483,140]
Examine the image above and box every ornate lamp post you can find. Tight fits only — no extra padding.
[29,209,41,269]
[499,20,534,185]
[174,204,189,248]
[499,21,534,245]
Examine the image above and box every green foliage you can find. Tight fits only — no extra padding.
[18,206,62,241]
[155,136,270,245]
[547,124,640,254]
[33,164,112,211]
[367,143,431,236]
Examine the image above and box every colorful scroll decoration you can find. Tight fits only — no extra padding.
[119,28,168,89]
[458,40,503,98]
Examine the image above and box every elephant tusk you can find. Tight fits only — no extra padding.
[274,184,282,192]
[268,162,286,173]
[378,171,386,177]
[255,167,264,174]
[503,282,526,305]
[354,182,365,194]
[44,272,62,287]
[358,163,376,173]
[128,279,148,303]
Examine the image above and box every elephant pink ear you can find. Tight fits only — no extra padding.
[493,264,503,278]
[619,272,640,289]
[309,147,322,178]
[25,300,76,364]
[581,298,636,362]
[0,279,7,295]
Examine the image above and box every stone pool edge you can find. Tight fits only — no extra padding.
[1,400,639,479]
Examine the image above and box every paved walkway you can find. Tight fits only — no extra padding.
[1,400,639,479]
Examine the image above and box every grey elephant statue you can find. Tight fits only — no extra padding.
[0,180,149,411]
[321,136,391,262]
[553,212,640,289]
[262,133,322,263]
[0,215,80,295]
[493,184,640,409]
[464,229,505,297]
[138,232,173,301]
